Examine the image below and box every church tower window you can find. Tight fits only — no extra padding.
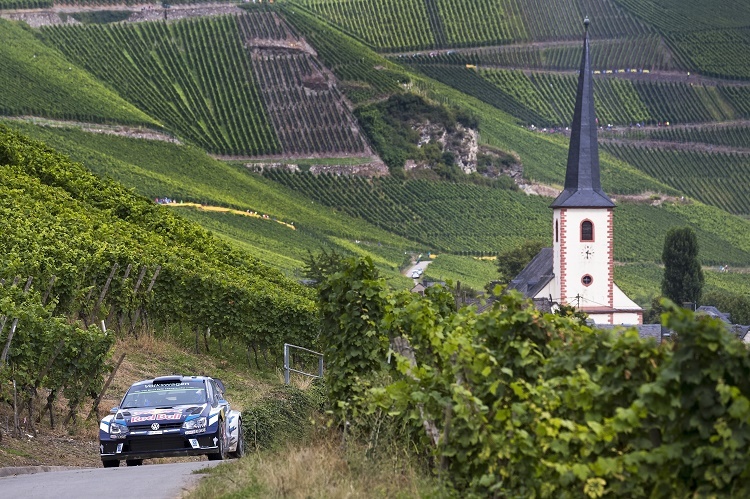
[555,220,559,243]
[581,220,594,241]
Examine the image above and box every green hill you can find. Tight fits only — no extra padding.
[1,1,750,306]
[0,19,156,126]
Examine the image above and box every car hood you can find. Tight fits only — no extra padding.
[117,404,207,425]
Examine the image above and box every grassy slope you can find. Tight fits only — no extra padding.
[0,19,156,126]
[0,121,413,284]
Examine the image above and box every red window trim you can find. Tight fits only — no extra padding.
[580,219,594,242]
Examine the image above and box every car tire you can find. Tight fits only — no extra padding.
[126,459,143,467]
[207,419,227,461]
[229,421,245,459]
[102,460,120,468]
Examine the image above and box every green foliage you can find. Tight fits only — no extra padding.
[0,19,154,126]
[495,239,545,284]
[355,93,476,176]
[322,258,750,495]
[318,257,389,412]
[0,281,114,416]
[702,290,750,325]
[70,11,132,24]
[661,226,704,305]
[302,248,346,286]
[242,384,324,450]
[0,124,318,364]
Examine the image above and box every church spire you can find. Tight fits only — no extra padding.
[550,17,615,208]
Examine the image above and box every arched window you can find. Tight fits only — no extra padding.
[555,220,559,243]
[581,220,594,241]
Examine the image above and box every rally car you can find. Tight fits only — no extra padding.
[99,375,244,467]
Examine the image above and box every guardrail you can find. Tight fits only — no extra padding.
[283,343,323,385]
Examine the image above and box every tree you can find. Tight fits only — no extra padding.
[661,227,704,306]
[495,240,545,285]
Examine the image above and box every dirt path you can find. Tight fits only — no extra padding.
[3,116,180,143]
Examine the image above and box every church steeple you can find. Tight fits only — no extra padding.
[550,18,614,209]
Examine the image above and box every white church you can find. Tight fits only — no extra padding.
[509,19,643,326]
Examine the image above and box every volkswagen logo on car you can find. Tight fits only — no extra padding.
[151,423,160,431]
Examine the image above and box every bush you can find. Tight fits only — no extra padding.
[242,384,325,451]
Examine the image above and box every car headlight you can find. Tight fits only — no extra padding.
[110,422,129,436]
[182,417,207,430]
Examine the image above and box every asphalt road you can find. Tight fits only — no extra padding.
[0,461,220,499]
[406,260,432,280]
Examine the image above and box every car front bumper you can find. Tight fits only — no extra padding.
[100,431,220,461]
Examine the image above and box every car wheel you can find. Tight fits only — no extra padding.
[229,421,245,459]
[207,419,227,461]
[102,460,120,468]
[126,459,143,466]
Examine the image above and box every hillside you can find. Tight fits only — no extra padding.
[0,0,748,304]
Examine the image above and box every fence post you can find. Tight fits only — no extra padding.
[318,355,324,379]
[284,343,290,385]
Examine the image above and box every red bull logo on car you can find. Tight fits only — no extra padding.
[131,412,182,423]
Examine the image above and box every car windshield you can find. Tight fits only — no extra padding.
[121,381,207,408]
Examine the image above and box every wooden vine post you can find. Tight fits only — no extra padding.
[88,352,126,420]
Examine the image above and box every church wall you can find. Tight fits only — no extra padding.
[556,207,613,309]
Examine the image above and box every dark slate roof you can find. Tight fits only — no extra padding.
[508,247,554,298]
[550,18,615,209]
[597,323,664,342]
[696,305,731,324]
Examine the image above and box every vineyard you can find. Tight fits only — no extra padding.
[289,0,648,50]
[402,35,675,72]
[248,51,367,155]
[0,19,155,126]
[602,143,750,216]
[412,65,740,126]
[262,170,750,265]
[611,0,750,33]
[280,5,407,103]
[602,123,750,149]
[40,15,280,156]
[669,29,750,80]
[0,0,50,9]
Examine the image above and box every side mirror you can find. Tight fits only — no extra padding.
[109,406,120,414]
[214,379,226,394]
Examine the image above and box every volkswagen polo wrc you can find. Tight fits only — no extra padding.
[99,375,244,467]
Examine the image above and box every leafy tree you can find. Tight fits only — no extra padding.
[495,239,545,285]
[702,289,750,325]
[302,248,345,286]
[661,227,704,305]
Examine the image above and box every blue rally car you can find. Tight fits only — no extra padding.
[99,375,244,467]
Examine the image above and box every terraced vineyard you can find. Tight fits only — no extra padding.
[512,0,651,41]
[414,65,740,126]
[0,0,50,9]
[602,143,750,215]
[264,170,551,252]
[611,0,750,33]
[0,19,155,126]
[290,0,435,51]
[669,29,750,80]
[40,15,279,155]
[402,35,675,71]
[249,51,367,155]
[603,124,750,149]
[280,6,408,103]
[290,0,649,50]
[264,169,750,265]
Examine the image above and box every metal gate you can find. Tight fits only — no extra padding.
[283,343,324,385]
